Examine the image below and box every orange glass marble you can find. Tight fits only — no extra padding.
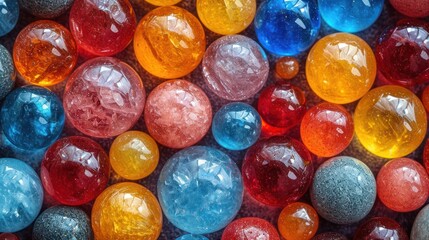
[110,131,159,180]
[145,0,182,6]
[275,57,300,80]
[421,85,429,112]
[13,20,77,86]
[134,6,206,79]
[278,202,319,240]
[92,182,162,240]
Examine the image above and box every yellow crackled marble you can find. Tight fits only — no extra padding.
[145,0,182,6]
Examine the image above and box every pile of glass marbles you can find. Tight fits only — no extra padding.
[0,0,428,239]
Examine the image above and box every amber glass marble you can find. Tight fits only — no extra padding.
[278,202,319,240]
[13,20,77,86]
[275,57,299,80]
[145,0,181,6]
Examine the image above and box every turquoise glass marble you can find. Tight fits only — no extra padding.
[158,146,243,234]
[254,0,320,56]
[176,234,209,240]
[0,158,43,232]
[318,0,384,32]
[0,86,65,150]
[212,102,261,150]
[0,0,19,37]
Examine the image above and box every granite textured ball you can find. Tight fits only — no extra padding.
[411,204,429,240]
[19,0,74,18]
[176,234,209,240]
[310,156,376,225]
[0,0,19,37]
[33,206,92,240]
[0,45,15,100]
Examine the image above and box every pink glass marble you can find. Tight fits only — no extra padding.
[63,57,146,138]
[144,80,212,149]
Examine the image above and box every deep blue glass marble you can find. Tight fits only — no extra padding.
[254,0,320,56]
[158,146,243,234]
[212,102,261,150]
[176,234,209,240]
[0,85,65,150]
[0,0,19,37]
[319,0,384,32]
[0,44,15,100]
[0,158,43,232]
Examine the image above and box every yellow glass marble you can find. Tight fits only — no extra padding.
[196,0,256,35]
[92,182,162,240]
[134,6,206,79]
[354,85,427,159]
[145,0,182,6]
[306,33,376,104]
[110,131,159,180]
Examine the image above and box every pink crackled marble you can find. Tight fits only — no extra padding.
[144,80,212,149]
[63,57,146,138]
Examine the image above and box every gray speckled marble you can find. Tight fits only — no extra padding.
[18,0,74,18]
[0,44,15,100]
[310,156,377,225]
[411,204,429,240]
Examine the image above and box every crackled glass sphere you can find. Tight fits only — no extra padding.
[221,217,280,240]
[0,0,19,37]
[354,217,408,240]
[278,202,319,240]
[19,0,73,18]
[390,0,429,18]
[0,44,15,100]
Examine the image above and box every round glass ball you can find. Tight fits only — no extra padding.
[0,0,19,37]
[221,217,280,240]
[354,217,408,240]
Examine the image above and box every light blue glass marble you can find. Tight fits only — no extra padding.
[176,234,209,240]
[0,85,65,150]
[0,44,15,100]
[158,146,243,234]
[0,158,44,232]
[212,102,261,150]
[318,0,384,32]
[0,0,19,37]
[254,0,320,56]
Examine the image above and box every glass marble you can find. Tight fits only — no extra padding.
[144,80,212,149]
[202,34,269,101]
[254,0,320,56]
[0,158,43,232]
[13,20,77,86]
[377,158,429,212]
[0,0,18,37]
[134,6,206,79]
[422,85,429,112]
[221,217,280,240]
[157,146,243,234]
[310,156,376,224]
[69,0,137,57]
[300,102,354,157]
[242,137,313,207]
[33,206,92,240]
[312,232,348,240]
[257,83,306,128]
[0,233,18,240]
[354,217,409,240]
[389,0,429,18]
[275,57,300,80]
[19,0,73,18]
[318,0,384,32]
[92,182,162,240]
[41,136,110,206]
[196,0,256,35]
[375,19,429,87]
[424,139,429,173]
[411,204,429,240]
[177,234,209,240]
[63,57,146,138]
[278,202,319,240]
[212,102,262,150]
[354,85,427,158]
[0,86,64,150]
[145,0,181,6]
[110,131,159,180]
[0,44,15,100]
[306,33,376,104]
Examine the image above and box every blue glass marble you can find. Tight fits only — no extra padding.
[0,158,43,232]
[254,0,320,56]
[212,102,261,150]
[176,234,209,240]
[0,44,15,100]
[158,146,243,234]
[0,85,65,150]
[0,0,18,37]
[319,0,384,32]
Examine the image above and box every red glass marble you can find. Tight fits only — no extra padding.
[377,158,429,212]
[421,85,429,113]
[69,0,137,57]
[389,0,429,18]
[242,136,313,207]
[40,136,110,206]
[221,217,280,240]
[354,217,409,240]
[423,139,429,173]
[0,233,18,240]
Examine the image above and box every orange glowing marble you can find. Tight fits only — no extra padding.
[134,6,206,79]
[275,57,300,80]
[92,182,162,240]
[13,20,77,86]
[145,0,182,6]
[110,131,159,180]
[278,202,319,240]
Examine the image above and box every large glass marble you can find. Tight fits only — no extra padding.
[177,234,208,240]
[0,44,15,100]
[0,0,18,37]
[222,217,280,240]
[157,146,243,234]
[354,217,408,239]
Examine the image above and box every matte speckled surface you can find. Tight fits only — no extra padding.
[411,204,429,240]
[19,0,74,18]
[0,44,15,100]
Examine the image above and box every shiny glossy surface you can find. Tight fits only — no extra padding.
[134,6,205,79]
[196,0,256,35]
[377,158,429,212]
[19,0,73,18]
[354,85,427,158]
[41,136,110,206]
[158,146,243,234]
[202,34,269,101]
[0,233,18,240]
[422,86,429,113]
[411,204,429,240]
[389,0,429,18]
[144,80,212,149]
[13,20,77,86]
[278,202,318,240]
[0,0,18,37]
[63,57,146,138]
[423,139,429,173]
[92,182,162,240]
[306,33,376,104]
[0,44,15,100]
[221,217,280,240]
[145,0,182,6]
[354,217,409,240]
[110,131,159,180]
[0,158,43,232]
[275,57,300,80]
[242,137,313,207]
